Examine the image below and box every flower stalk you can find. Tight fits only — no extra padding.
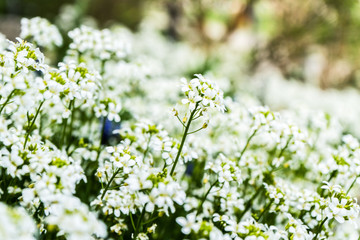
[23,100,45,149]
[170,102,199,176]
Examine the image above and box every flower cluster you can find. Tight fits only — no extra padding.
[4,38,45,73]
[181,74,225,113]
[68,25,131,61]
[321,182,359,224]
[20,17,63,49]
[0,202,36,240]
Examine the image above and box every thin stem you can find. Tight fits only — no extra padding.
[0,89,15,115]
[188,126,205,135]
[257,200,273,222]
[142,135,153,162]
[346,176,358,195]
[136,204,147,235]
[239,187,263,221]
[277,136,293,159]
[239,129,258,161]
[143,215,160,225]
[162,162,167,171]
[197,179,218,215]
[60,118,68,147]
[66,101,76,153]
[318,170,338,196]
[170,103,199,176]
[33,203,43,221]
[100,168,121,200]
[176,115,186,128]
[23,101,45,149]
[192,113,202,121]
[313,217,328,240]
[129,212,136,232]
[191,108,202,121]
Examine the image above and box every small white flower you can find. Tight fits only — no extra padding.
[176,213,200,235]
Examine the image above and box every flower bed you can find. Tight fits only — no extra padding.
[0,17,359,240]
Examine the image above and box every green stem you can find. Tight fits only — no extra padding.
[318,170,338,196]
[313,217,328,240]
[188,126,205,135]
[258,200,273,222]
[346,176,358,195]
[277,136,293,159]
[23,101,45,149]
[239,129,258,161]
[142,135,153,162]
[130,212,136,232]
[60,118,68,147]
[66,101,76,153]
[176,115,186,128]
[33,203,43,222]
[239,187,263,220]
[136,204,147,235]
[170,103,199,176]
[100,168,121,200]
[0,89,15,115]
[143,215,160,225]
[298,209,306,221]
[197,179,218,215]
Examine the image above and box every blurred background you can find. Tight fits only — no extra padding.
[2,0,360,133]
[2,0,360,88]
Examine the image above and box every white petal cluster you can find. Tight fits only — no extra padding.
[285,214,314,240]
[6,38,45,73]
[264,183,285,205]
[115,120,182,165]
[0,203,36,240]
[321,182,359,224]
[146,180,186,215]
[68,25,131,60]
[46,196,107,240]
[20,17,63,49]
[223,217,286,240]
[94,99,122,122]
[176,212,201,235]
[205,154,241,185]
[181,74,225,113]
[93,138,187,221]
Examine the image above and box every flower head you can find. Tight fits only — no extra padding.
[181,74,225,113]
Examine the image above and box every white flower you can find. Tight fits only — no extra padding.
[176,213,200,235]
[136,233,149,240]
[146,180,186,216]
[107,102,121,122]
[213,213,230,223]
